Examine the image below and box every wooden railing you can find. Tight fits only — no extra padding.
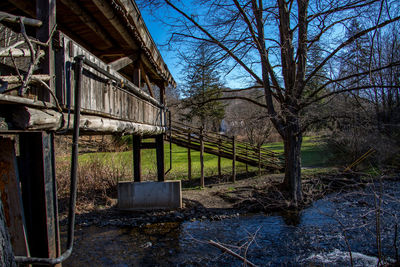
[167,120,284,171]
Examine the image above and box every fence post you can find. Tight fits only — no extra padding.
[200,127,205,188]
[218,137,222,179]
[245,143,248,175]
[258,147,261,176]
[232,136,236,182]
[133,135,142,182]
[187,132,192,180]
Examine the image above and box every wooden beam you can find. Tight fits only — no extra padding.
[218,137,222,179]
[140,142,157,149]
[200,128,204,188]
[0,48,45,58]
[160,83,166,105]
[59,0,113,49]
[0,74,50,84]
[91,0,138,49]
[132,66,141,88]
[133,135,142,182]
[232,136,236,182]
[142,70,155,98]
[109,54,137,71]
[7,106,167,135]
[18,132,60,260]
[36,0,56,103]
[6,0,36,18]
[0,138,30,257]
[156,134,165,182]
[0,11,42,27]
[187,132,192,180]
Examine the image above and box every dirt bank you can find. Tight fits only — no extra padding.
[59,168,398,228]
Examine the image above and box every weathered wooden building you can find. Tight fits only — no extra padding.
[0,0,175,265]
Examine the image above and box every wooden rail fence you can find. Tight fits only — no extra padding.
[166,121,284,184]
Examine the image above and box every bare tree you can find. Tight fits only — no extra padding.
[140,0,400,205]
[225,88,273,149]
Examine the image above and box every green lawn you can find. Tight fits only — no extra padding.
[265,136,332,167]
[61,136,331,181]
[72,143,258,181]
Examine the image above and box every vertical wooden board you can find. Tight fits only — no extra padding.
[126,96,131,121]
[18,132,60,259]
[121,91,127,120]
[141,101,145,123]
[138,100,143,123]
[134,99,139,123]
[0,138,30,257]
[89,73,94,111]
[104,84,109,113]
[119,90,123,119]
[109,85,114,114]
[55,36,66,106]
[115,89,120,118]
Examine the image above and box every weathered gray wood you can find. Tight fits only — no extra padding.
[91,0,138,49]
[218,137,222,179]
[18,132,60,261]
[11,106,63,130]
[0,48,45,58]
[156,134,165,182]
[133,135,142,182]
[59,0,113,49]
[0,138,30,257]
[36,0,56,103]
[0,74,50,84]
[200,128,204,188]
[0,11,42,27]
[232,136,236,182]
[109,54,137,71]
[187,132,192,180]
[0,199,16,267]
[142,69,155,98]
[7,106,166,135]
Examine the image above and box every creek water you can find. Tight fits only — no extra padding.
[63,180,400,266]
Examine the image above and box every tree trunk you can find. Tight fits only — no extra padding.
[282,123,303,205]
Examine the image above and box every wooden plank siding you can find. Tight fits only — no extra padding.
[58,33,165,128]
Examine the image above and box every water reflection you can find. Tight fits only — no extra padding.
[63,181,400,266]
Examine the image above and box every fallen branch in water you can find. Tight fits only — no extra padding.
[208,239,258,267]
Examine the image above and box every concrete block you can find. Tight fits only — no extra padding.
[117,180,182,210]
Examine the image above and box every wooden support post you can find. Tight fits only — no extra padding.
[218,137,222,179]
[245,144,248,175]
[200,128,205,188]
[258,147,261,176]
[159,83,166,106]
[133,135,142,182]
[18,132,60,261]
[232,136,236,183]
[142,70,155,98]
[187,132,192,180]
[36,0,56,102]
[133,66,141,88]
[0,138,29,257]
[156,134,165,182]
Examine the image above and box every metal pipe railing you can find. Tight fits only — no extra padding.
[14,55,84,265]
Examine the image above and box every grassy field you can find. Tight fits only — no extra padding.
[58,136,331,182]
[265,136,332,167]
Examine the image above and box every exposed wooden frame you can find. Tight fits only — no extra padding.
[58,0,114,49]
[109,54,137,71]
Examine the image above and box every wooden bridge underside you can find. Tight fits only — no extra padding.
[0,0,174,265]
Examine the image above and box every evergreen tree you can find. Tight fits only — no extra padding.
[180,43,225,131]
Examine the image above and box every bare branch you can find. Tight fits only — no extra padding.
[305,15,400,87]
[164,0,263,84]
